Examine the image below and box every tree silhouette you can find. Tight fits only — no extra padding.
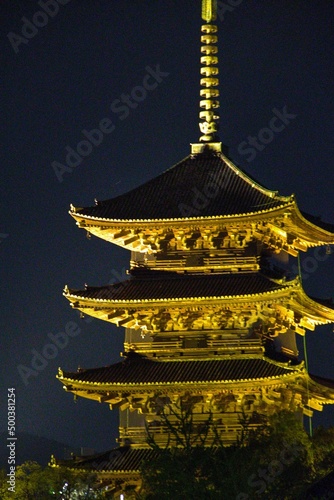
[137,407,334,499]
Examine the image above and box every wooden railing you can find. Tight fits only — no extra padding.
[131,255,259,272]
[203,256,258,266]
[124,340,183,351]
[124,338,263,355]
[130,259,186,269]
[119,423,260,445]
[206,338,260,349]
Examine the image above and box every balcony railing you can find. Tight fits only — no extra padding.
[130,255,259,273]
[124,338,263,356]
[119,422,260,445]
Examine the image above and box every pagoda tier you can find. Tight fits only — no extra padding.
[69,151,334,255]
[50,447,156,496]
[64,272,334,339]
[54,1,334,495]
[59,354,302,390]
[57,353,334,445]
[53,367,334,495]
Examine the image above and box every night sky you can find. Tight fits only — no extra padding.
[1,0,334,456]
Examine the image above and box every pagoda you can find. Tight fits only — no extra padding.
[53,0,334,495]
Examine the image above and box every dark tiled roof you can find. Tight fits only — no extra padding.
[67,271,289,302]
[72,152,290,220]
[60,354,300,386]
[56,446,156,473]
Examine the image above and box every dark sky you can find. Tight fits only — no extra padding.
[1,0,334,455]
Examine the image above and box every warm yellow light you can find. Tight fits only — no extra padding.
[202,0,217,22]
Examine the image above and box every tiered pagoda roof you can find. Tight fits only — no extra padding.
[50,446,157,497]
[51,446,157,474]
[54,1,334,495]
[72,152,289,220]
[69,151,334,253]
[58,353,334,419]
[65,271,285,301]
[64,271,334,334]
[58,354,302,389]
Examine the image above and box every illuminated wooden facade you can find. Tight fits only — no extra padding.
[55,141,334,494]
[54,1,334,496]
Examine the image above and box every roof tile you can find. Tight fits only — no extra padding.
[68,271,287,302]
[60,354,300,385]
[73,152,289,220]
[56,446,157,473]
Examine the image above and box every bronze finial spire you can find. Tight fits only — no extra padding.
[199,0,220,144]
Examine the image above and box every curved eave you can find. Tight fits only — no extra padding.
[58,379,297,398]
[51,463,140,476]
[50,447,155,475]
[57,354,306,391]
[63,280,298,308]
[57,369,300,392]
[302,373,334,404]
[69,202,292,226]
[288,203,334,246]
[294,288,334,324]
[63,274,334,325]
[70,200,334,241]
[70,199,334,252]
[57,364,334,407]
[219,153,284,199]
[69,151,292,224]
[309,373,334,398]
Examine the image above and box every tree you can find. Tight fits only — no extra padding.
[311,426,334,476]
[138,406,334,499]
[0,461,104,499]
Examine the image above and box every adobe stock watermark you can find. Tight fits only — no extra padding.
[108,266,128,285]
[66,267,128,324]
[52,64,169,183]
[16,267,130,387]
[178,170,224,217]
[91,449,122,471]
[237,106,297,162]
[7,0,71,55]
[217,0,244,21]
[0,233,9,244]
[17,318,91,386]
[235,439,303,499]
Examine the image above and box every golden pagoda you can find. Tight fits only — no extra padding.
[53,0,334,495]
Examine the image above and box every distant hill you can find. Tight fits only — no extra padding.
[0,432,75,468]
